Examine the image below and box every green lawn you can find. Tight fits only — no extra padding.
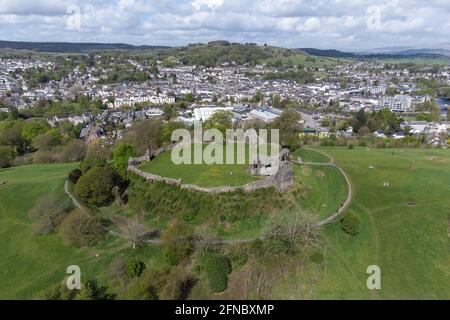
[273,147,450,299]
[139,144,263,188]
[295,148,332,163]
[295,165,348,220]
[0,163,169,299]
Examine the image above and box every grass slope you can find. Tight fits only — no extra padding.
[0,163,168,299]
[139,144,264,187]
[277,147,450,299]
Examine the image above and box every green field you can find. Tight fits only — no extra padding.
[273,147,450,299]
[0,164,169,299]
[295,148,332,164]
[139,144,268,187]
[1,147,448,299]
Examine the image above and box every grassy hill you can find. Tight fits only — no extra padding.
[1,147,448,299]
[0,163,168,299]
[272,147,450,299]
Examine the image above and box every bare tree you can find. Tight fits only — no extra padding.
[112,186,123,207]
[29,194,69,235]
[264,206,321,254]
[194,224,219,252]
[112,215,152,249]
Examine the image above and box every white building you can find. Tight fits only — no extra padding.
[114,95,175,109]
[193,106,233,121]
[248,108,282,123]
[370,85,386,95]
[378,95,412,112]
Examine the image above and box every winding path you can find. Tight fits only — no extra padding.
[299,148,353,227]
[64,180,83,210]
[64,148,353,245]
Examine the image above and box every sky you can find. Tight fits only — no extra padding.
[0,0,449,51]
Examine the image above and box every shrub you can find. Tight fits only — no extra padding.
[199,252,232,293]
[120,270,167,300]
[310,251,324,264]
[75,166,124,207]
[0,145,15,168]
[127,258,146,278]
[34,281,78,300]
[68,168,83,184]
[159,266,194,300]
[162,221,194,265]
[108,257,128,288]
[340,212,360,235]
[75,280,110,300]
[113,143,137,176]
[60,210,106,247]
[80,156,107,173]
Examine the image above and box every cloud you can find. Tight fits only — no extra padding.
[0,0,448,50]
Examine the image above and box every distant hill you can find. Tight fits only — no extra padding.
[362,46,450,56]
[300,47,448,60]
[0,40,170,53]
[299,48,357,58]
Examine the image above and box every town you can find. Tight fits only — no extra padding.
[1,45,449,150]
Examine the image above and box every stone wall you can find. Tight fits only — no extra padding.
[127,146,293,194]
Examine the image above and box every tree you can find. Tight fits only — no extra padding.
[264,206,321,255]
[75,280,110,300]
[68,168,82,184]
[123,119,163,155]
[127,258,146,278]
[22,121,50,142]
[272,108,302,148]
[31,132,61,151]
[321,117,332,127]
[108,257,128,288]
[75,166,124,207]
[2,124,28,154]
[184,92,195,103]
[113,143,137,176]
[272,94,281,108]
[195,224,219,253]
[60,210,106,247]
[0,146,15,168]
[120,270,167,300]
[112,215,151,249]
[160,266,194,300]
[163,104,179,121]
[162,221,194,265]
[59,140,87,162]
[336,120,350,131]
[28,194,70,235]
[80,140,110,173]
[199,252,232,293]
[431,104,441,123]
[204,110,233,134]
[34,281,78,300]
